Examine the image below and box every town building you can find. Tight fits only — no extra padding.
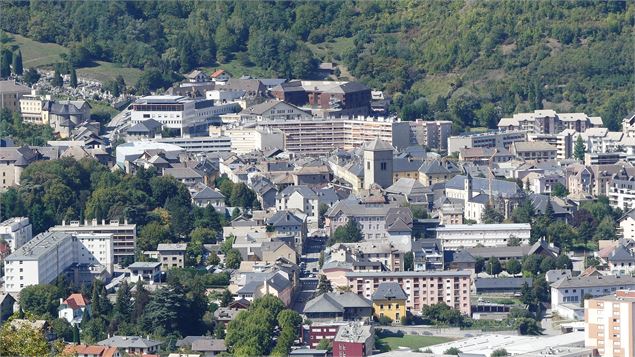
[371,282,407,321]
[345,270,472,314]
[498,110,604,134]
[332,323,374,357]
[63,344,120,357]
[244,116,410,156]
[584,290,635,357]
[3,231,113,293]
[222,126,284,154]
[363,138,393,189]
[97,336,162,355]
[527,131,575,160]
[551,275,635,320]
[408,119,452,152]
[510,141,558,161]
[447,130,527,155]
[0,146,45,189]
[157,243,187,271]
[58,293,90,326]
[50,219,137,265]
[435,223,531,250]
[0,217,32,252]
[303,292,372,322]
[128,262,162,283]
[0,80,31,112]
[156,136,232,154]
[130,95,239,133]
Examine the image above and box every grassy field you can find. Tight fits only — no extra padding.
[375,330,451,352]
[77,61,143,85]
[4,33,143,84]
[5,33,68,68]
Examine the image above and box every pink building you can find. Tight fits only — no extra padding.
[345,270,472,315]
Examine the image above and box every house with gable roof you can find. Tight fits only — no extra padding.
[58,293,90,325]
[303,292,372,322]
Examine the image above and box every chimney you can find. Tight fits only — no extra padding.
[91,218,97,226]
[102,219,106,225]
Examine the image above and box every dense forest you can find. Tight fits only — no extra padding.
[1,1,633,130]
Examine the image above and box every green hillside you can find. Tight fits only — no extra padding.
[1,1,632,129]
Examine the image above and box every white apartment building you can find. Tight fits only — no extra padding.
[585,290,635,357]
[19,94,47,124]
[447,130,527,155]
[345,271,472,315]
[618,209,635,240]
[409,119,452,152]
[3,231,113,293]
[435,223,531,250]
[251,116,411,156]
[220,126,285,154]
[551,275,635,320]
[527,130,574,160]
[608,176,635,212]
[156,136,232,154]
[0,217,32,252]
[498,110,604,134]
[50,219,136,264]
[130,95,239,132]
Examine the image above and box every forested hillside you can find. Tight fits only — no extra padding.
[1,0,633,130]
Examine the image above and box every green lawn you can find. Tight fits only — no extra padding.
[77,61,143,85]
[5,33,68,68]
[376,331,451,352]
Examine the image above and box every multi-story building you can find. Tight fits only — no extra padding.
[409,120,452,152]
[585,290,635,357]
[551,275,635,320]
[527,130,574,160]
[0,80,31,112]
[0,146,42,189]
[0,217,32,252]
[345,270,472,314]
[3,231,113,293]
[510,141,557,161]
[498,110,604,134]
[271,80,372,117]
[156,135,232,154]
[238,100,313,121]
[50,219,136,264]
[608,168,635,211]
[221,126,284,154]
[447,130,527,155]
[332,323,374,357]
[157,243,186,271]
[130,95,239,133]
[435,223,531,250]
[584,152,627,166]
[246,116,411,156]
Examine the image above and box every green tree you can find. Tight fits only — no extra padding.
[50,318,73,342]
[114,280,133,321]
[444,347,462,355]
[0,315,50,356]
[72,324,80,343]
[574,135,585,161]
[593,217,616,242]
[316,274,333,295]
[22,68,40,85]
[475,256,486,274]
[207,251,221,266]
[403,251,414,271]
[520,281,534,306]
[329,220,362,245]
[19,284,62,318]
[225,249,242,269]
[51,67,63,87]
[486,257,502,276]
[220,289,233,307]
[317,339,332,353]
[481,204,504,224]
[522,255,542,276]
[12,49,23,75]
[0,49,10,78]
[551,183,568,198]
[517,318,543,335]
[69,66,77,88]
[540,256,556,273]
[507,236,522,246]
[506,259,521,275]
[491,349,509,357]
[556,255,573,270]
[214,322,226,339]
[137,221,171,251]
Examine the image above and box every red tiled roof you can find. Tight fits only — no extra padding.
[211,69,225,78]
[64,344,118,357]
[63,293,89,310]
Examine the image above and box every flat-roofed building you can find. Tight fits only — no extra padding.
[435,223,531,250]
[498,110,604,134]
[409,119,452,152]
[585,290,635,357]
[50,219,136,265]
[156,136,231,154]
[0,217,32,251]
[448,130,527,155]
[345,270,471,314]
[157,243,187,271]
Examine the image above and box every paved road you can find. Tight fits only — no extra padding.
[292,236,327,313]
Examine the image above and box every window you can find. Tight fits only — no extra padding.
[380,162,387,171]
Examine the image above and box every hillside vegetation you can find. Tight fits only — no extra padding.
[1,0,632,130]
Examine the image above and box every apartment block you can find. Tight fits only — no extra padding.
[510,141,557,161]
[3,231,113,293]
[409,119,452,152]
[0,217,32,252]
[345,270,472,315]
[498,110,604,134]
[50,219,136,264]
[447,130,527,155]
[527,130,574,160]
[585,290,635,357]
[220,126,285,154]
[435,223,531,250]
[249,116,410,156]
[156,135,232,154]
